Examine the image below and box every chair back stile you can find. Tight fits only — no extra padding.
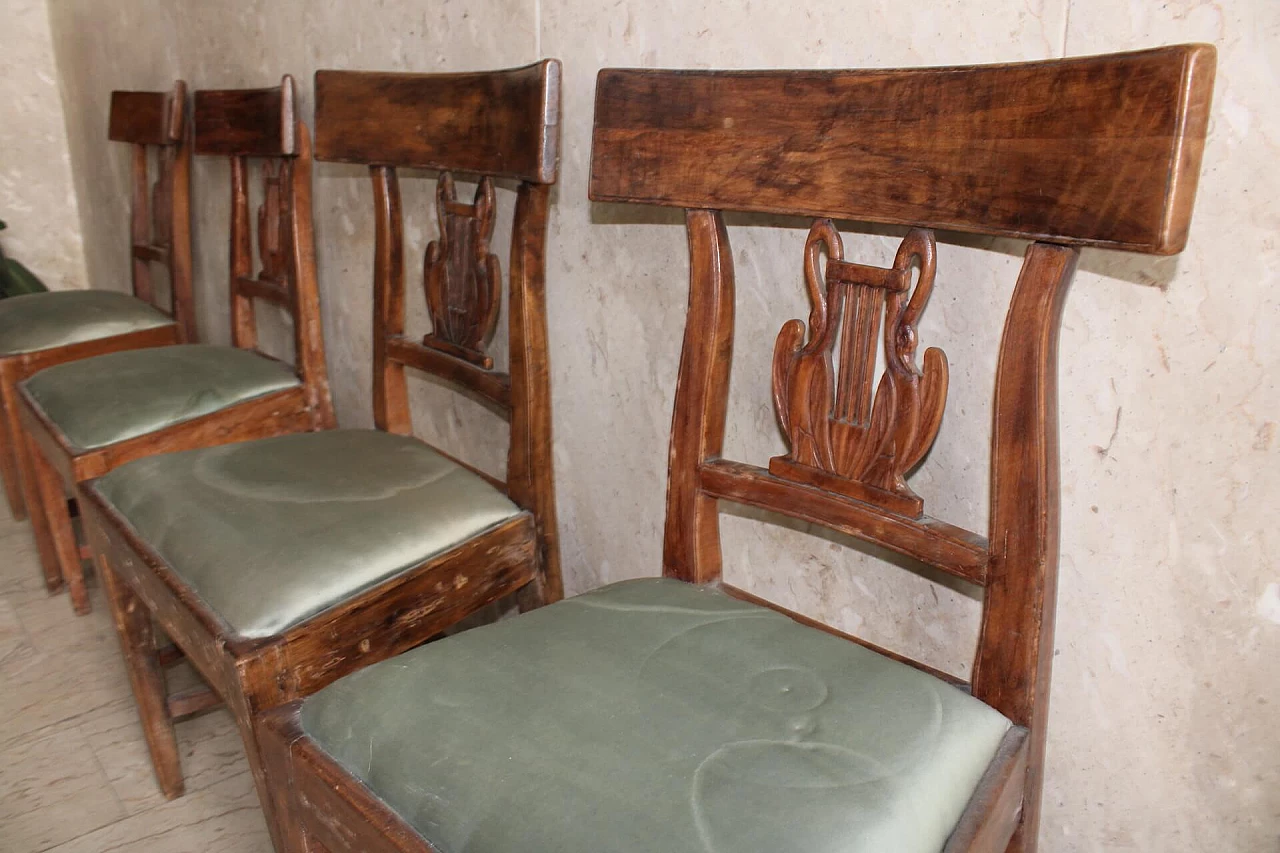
[192,75,335,428]
[107,80,196,343]
[313,60,563,602]
[589,44,1215,851]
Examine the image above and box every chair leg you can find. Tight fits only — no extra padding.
[228,687,287,853]
[0,371,28,521]
[258,707,315,853]
[100,555,185,798]
[28,436,89,614]
[17,429,63,595]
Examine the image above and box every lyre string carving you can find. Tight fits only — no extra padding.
[257,160,292,286]
[771,222,948,517]
[423,172,502,369]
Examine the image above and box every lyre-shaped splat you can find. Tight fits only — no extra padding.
[150,150,175,248]
[257,160,291,284]
[423,172,502,369]
[771,221,949,517]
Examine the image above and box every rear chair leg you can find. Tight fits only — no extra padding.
[100,555,185,798]
[0,372,28,521]
[28,436,89,613]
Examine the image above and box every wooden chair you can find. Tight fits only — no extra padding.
[19,75,334,614]
[78,60,562,853]
[258,45,1214,853]
[0,80,195,524]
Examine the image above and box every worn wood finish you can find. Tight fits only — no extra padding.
[275,48,1207,853]
[587,49,1208,853]
[944,728,1031,853]
[86,63,563,853]
[17,80,333,609]
[590,45,1215,254]
[661,209,734,586]
[335,63,562,602]
[0,82,193,523]
[969,243,1077,852]
[217,76,333,426]
[193,83,295,157]
[314,61,560,182]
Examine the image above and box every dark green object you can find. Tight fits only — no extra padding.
[0,219,50,298]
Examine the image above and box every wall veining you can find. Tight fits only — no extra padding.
[43,0,1279,849]
[0,0,87,290]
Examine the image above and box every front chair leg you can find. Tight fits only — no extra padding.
[100,555,185,798]
[28,437,89,613]
[259,706,312,853]
[0,373,29,521]
[229,686,288,853]
[17,432,63,594]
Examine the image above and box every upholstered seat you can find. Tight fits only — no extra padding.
[22,344,301,451]
[90,429,522,638]
[300,578,1010,853]
[0,290,174,356]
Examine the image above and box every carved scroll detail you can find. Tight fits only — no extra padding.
[770,221,948,517]
[423,173,501,368]
[257,160,291,284]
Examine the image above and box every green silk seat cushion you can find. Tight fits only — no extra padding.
[22,344,300,451]
[301,578,1012,853]
[90,429,522,638]
[0,290,173,356]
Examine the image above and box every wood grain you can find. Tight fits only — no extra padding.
[193,76,296,156]
[271,47,1212,853]
[108,85,184,145]
[314,60,561,183]
[85,64,564,853]
[18,86,333,610]
[590,45,1216,253]
[1,80,192,525]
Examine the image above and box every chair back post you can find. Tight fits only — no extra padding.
[315,60,563,603]
[108,80,196,342]
[590,44,1215,853]
[193,75,334,428]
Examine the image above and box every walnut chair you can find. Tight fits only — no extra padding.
[0,80,195,525]
[19,75,334,614]
[258,45,1214,853]
[78,61,563,853]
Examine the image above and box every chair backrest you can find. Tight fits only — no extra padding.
[590,43,1214,848]
[192,76,333,425]
[313,60,563,601]
[108,80,196,342]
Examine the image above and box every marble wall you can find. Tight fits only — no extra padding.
[43,0,1278,849]
[0,0,87,290]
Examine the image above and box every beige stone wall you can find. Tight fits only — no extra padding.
[0,0,87,290]
[44,0,1279,849]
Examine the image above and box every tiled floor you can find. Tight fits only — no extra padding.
[0,508,272,852]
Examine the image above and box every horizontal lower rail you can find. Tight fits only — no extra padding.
[166,687,222,718]
[156,644,185,668]
[235,276,291,306]
[700,459,989,585]
[131,244,168,264]
[385,336,511,411]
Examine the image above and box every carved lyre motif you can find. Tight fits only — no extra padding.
[423,172,502,369]
[771,222,948,517]
[257,160,291,284]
